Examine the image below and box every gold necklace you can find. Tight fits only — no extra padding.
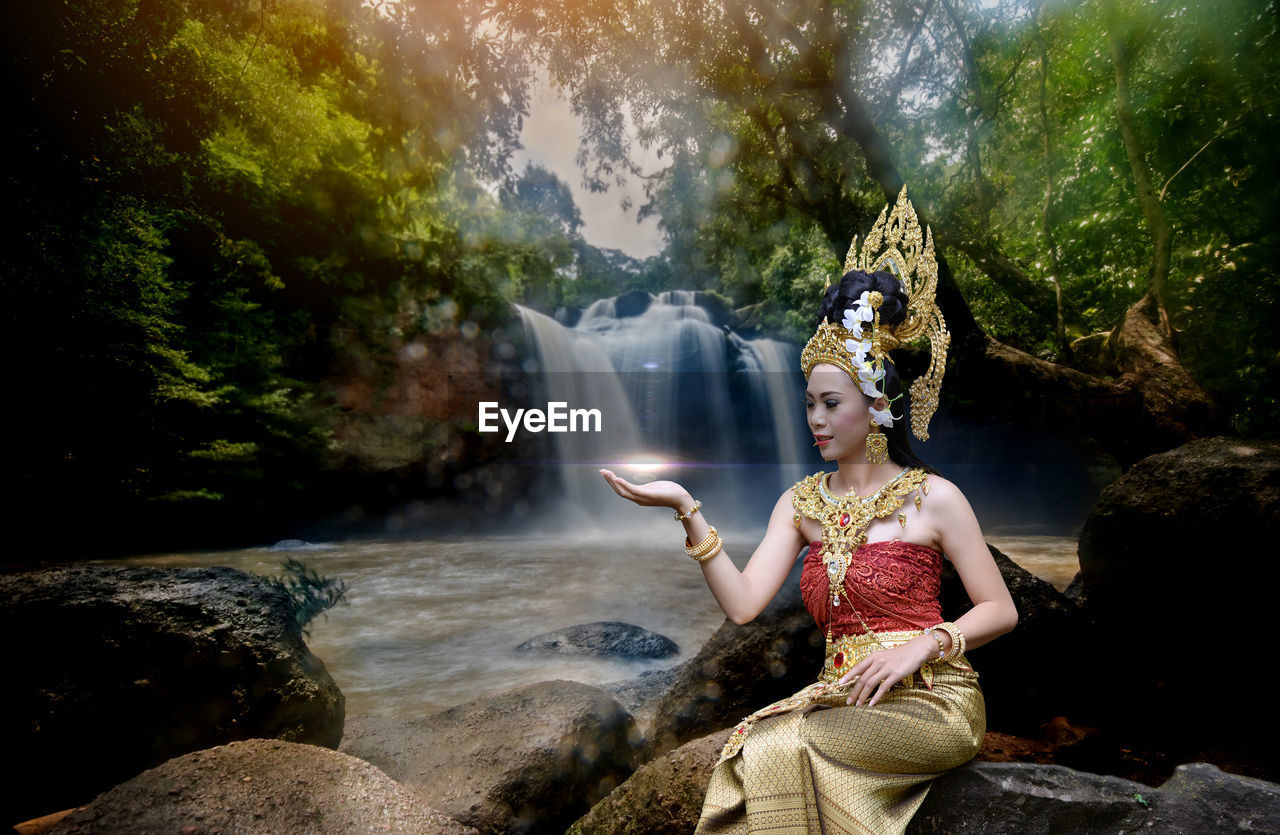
[792,467,930,641]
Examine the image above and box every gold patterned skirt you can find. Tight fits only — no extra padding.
[695,632,985,835]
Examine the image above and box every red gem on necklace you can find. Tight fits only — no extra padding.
[839,512,851,527]
[833,652,845,668]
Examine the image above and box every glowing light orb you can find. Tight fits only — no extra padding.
[625,455,666,473]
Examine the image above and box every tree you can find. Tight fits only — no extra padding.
[495,0,1280,448]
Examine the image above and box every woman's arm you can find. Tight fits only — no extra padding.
[929,476,1019,651]
[840,476,1018,706]
[600,470,805,625]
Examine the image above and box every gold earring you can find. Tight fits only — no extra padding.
[865,418,888,464]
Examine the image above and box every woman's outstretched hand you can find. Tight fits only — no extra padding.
[599,469,691,512]
[837,638,936,707]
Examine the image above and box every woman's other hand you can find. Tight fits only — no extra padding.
[599,469,692,512]
[837,637,937,707]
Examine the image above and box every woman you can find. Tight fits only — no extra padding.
[601,191,1018,834]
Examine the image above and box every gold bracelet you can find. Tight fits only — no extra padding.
[685,526,719,558]
[934,621,965,662]
[923,626,946,659]
[674,500,702,521]
[691,536,723,563]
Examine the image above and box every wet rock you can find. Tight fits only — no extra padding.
[339,681,639,834]
[515,621,679,659]
[644,557,823,759]
[613,290,654,318]
[1152,762,1280,832]
[600,667,685,725]
[567,730,731,835]
[908,761,1280,833]
[1076,437,1280,748]
[686,290,731,326]
[1062,570,1085,603]
[570,731,1280,834]
[268,539,331,551]
[554,306,582,328]
[48,739,473,834]
[0,565,344,824]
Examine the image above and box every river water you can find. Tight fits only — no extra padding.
[108,532,1078,717]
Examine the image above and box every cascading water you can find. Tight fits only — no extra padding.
[516,292,814,532]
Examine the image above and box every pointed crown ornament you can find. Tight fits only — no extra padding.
[800,187,950,441]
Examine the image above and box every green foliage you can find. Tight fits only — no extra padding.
[505,0,1280,432]
[4,0,1279,558]
[269,557,349,637]
[0,0,578,544]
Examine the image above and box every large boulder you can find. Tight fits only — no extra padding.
[339,680,639,834]
[571,736,1280,835]
[48,739,473,834]
[568,730,732,835]
[909,761,1280,833]
[643,558,824,758]
[1077,437,1280,747]
[940,545,1085,734]
[0,565,344,825]
[515,621,679,659]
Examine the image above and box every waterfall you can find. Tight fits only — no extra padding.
[515,293,815,532]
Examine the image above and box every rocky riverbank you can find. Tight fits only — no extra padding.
[8,436,1280,832]
[1,565,343,826]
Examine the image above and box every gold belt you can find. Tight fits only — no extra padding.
[821,630,972,689]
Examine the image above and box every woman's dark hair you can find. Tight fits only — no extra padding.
[814,270,937,474]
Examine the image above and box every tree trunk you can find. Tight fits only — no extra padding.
[1108,7,1173,335]
[1037,21,1068,359]
[1105,294,1221,447]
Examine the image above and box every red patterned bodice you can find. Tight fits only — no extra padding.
[799,540,943,637]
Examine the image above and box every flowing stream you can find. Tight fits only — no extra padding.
[108,532,1079,718]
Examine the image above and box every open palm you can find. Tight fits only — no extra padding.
[599,469,688,510]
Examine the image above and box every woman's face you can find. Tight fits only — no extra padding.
[804,364,870,461]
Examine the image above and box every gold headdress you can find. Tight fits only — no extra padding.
[799,187,950,441]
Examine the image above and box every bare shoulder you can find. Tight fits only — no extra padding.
[919,474,980,528]
[923,473,967,504]
[771,486,798,519]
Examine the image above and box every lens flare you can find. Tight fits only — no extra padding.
[625,455,666,473]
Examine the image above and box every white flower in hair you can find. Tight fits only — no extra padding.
[847,293,876,338]
[857,360,885,383]
[842,308,868,339]
[855,358,884,399]
[855,291,876,317]
[869,402,899,427]
[845,337,873,364]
